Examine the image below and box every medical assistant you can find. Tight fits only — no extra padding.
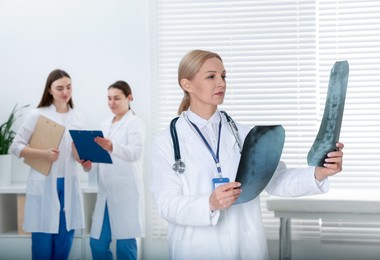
[151,109,328,260]
[10,105,85,233]
[90,110,145,239]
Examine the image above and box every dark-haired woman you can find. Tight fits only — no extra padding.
[80,81,145,260]
[10,69,85,260]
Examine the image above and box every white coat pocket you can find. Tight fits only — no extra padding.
[26,171,46,195]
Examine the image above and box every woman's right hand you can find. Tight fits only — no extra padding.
[45,148,59,162]
[79,160,92,172]
[209,182,242,211]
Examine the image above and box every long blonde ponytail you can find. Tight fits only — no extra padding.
[177,92,190,115]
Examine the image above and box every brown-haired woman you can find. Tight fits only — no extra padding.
[10,69,85,260]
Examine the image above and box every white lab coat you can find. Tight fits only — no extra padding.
[10,105,85,233]
[90,110,145,239]
[151,110,328,260]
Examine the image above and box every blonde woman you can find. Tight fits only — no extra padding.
[151,50,344,259]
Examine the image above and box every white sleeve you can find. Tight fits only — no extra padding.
[10,110,39,157]
[265,161,329,197]
[111,117,145,162]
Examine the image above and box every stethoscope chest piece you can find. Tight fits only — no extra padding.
[172,159,186,174]
[171,117,186,174]
[170,111,240,176]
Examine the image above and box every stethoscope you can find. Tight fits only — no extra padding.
[170,111,242,175]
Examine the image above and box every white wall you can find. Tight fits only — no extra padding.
[0,0,150,129]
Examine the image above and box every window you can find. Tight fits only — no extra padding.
[150,0,380,242]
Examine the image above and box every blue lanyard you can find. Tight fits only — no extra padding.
[189,119,222,176]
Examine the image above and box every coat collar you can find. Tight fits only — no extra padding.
[40,104,74,124]
[177,110,239,164]
[104,110,133,138]
[186,109,220,129]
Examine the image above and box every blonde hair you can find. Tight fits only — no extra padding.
[177,50,223,115]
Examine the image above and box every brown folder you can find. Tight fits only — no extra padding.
[24,115,65,176]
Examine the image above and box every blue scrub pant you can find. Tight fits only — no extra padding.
[31,178,75,260]
[90,204,137,260]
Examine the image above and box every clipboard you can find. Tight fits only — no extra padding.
[69,130,113,164]
[24,115,65,176]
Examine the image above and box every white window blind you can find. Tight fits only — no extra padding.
[316,0,380,244]
[149,0,380,243]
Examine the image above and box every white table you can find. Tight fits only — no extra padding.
[266,189,380,260]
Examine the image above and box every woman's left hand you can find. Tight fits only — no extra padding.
[314,142,344,181]
[94,137,113,152]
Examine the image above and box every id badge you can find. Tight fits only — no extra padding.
[212,177,230,190]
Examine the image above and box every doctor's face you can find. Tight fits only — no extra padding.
[49,76,72,106]
[108,87,131,116]
[186,57,226,109]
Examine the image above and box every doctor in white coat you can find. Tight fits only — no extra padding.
[10,69,85,260]
[80,80,145,260]
[150,50,344,260]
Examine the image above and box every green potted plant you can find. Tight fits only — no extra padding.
[0,104,29,186]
